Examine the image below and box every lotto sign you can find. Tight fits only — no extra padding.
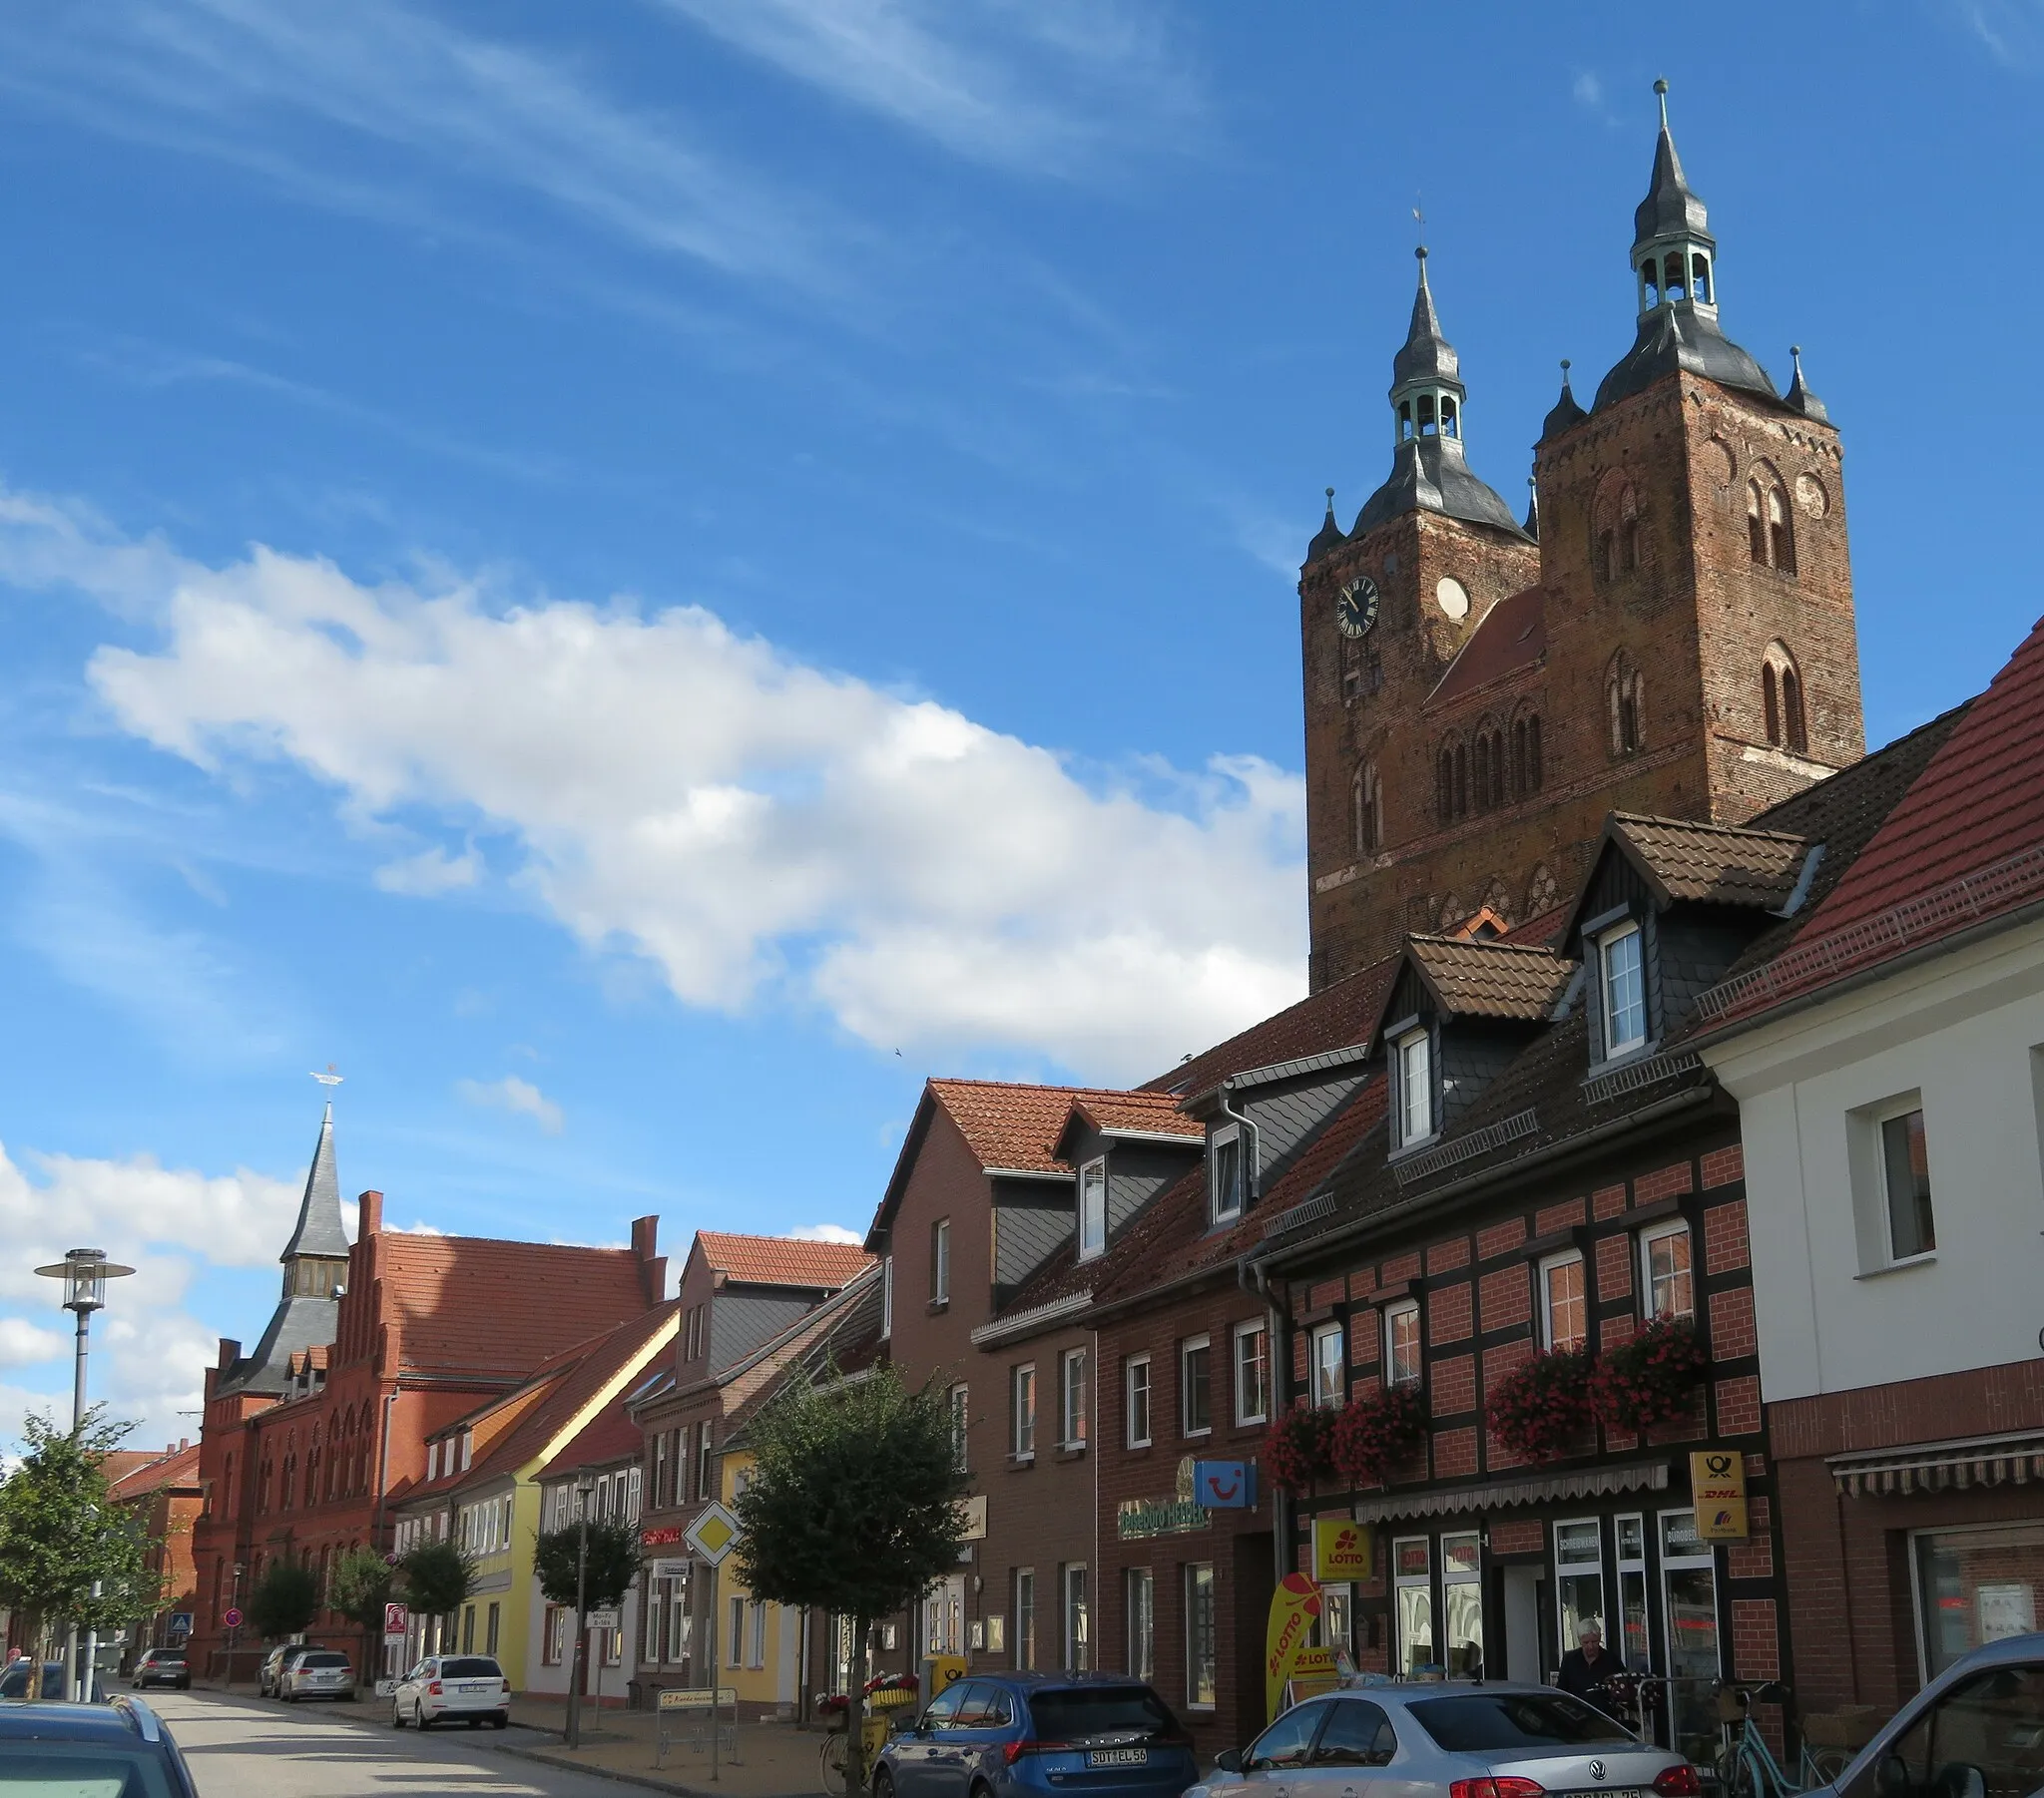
[383,1602,409,1643]
[1263,1573,1321,1718]
[685,1500,744,1567]
[1691,1449,1750,1541]
[1312,1518,1373,1582]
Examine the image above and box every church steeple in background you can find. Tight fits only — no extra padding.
[280,1101,350,1300]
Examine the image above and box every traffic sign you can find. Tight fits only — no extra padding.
[587,1608,620,1631]
[684,1500,743,1568]
[223,1607,243,1629]
[383,1602,410,1643]
[168,1613,193,1638]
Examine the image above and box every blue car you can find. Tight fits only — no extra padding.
[875,1672,1198,1798]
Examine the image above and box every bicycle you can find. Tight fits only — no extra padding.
[818,1729,854,1798]
[1714,1681,1854,1798]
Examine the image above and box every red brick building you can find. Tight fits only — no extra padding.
[109,1441,203,1663]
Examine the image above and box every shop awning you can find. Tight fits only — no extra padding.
[1829,1429,2044,1498]
[1350,1460,1670,1524]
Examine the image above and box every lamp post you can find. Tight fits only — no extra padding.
[34,1248,135,1701]
[566,1472,595,1751]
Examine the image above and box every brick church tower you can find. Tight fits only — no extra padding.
[1302,84,1863,988]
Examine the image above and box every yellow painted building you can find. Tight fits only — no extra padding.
[704,1446,806,1717]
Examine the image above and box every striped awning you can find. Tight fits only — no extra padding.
[1828,1430,2044,1498]
[1351,1460,1670,1524]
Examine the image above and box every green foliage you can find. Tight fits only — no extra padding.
[534,1519,640,1612]
[0,1409,163,1641]
[733,1362,968,1625]
[248,1559,319,1641]
[326,1547,395,1631]
[398,1538,476,1620]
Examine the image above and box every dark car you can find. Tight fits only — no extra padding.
[0,1660,105,1702]
[0,1694,199,1795]
[874,1673,1199,1798]
[132,1647,191,1691]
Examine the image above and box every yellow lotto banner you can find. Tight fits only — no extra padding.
[1312,1518,1373,1583]
[1691,1449,1750,1541]
[1264,1573,1322,1718]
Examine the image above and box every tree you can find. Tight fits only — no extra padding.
[734,1365,968,1796]
[397,1539,475,1640]
[328,1547,396,1682]
[0,1410,163,1651]
[248,1559,318,1642]
[534,1519,639,1615]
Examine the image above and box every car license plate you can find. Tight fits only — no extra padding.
[1089,1749,1148,1767]
[459,1683,487,1693]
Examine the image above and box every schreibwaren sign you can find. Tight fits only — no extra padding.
[1117,1495,1212,1541]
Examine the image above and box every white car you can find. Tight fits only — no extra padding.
[279,1649,356,1702]
[390,1655,512,1730]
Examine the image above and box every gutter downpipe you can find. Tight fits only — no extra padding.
[1218,1079,1286,1591]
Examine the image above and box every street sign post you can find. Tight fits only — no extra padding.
[222,1607,242,1629]
[683,1502,747,1784]
[383,1602,409,1646]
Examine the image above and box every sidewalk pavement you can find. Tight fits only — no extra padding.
[502,1693,827,1798]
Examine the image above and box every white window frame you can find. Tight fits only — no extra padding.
[1874,1096,1937,1264]
[1125,1355,1152,1450]
[1078,1158,1108,1261]
[1185,1563,1217,1710]
[1639,1220,1696,1322]
[1210,1124,1245,1225]
[1310,1320,1345,1409]
[1599,921,1649,1058]
[1538,1250,1588,1352]
[1383,1298,1421,1388]
[1012,1363,1036,1462]
[1179,1334,1212,1438]
[1014,1568,1035,1671]
[1060,1347,1089,1450]
[1126,1568,1155,1682]
[1232,1319,1269,1427]
[1395,1027,1436,1148]
[1392,1535,1432,1678]
[880,1255,893,1339]
[1554,1516,1607,1659]
[1063,1564,1090,1671]
[931,1218,951,1305]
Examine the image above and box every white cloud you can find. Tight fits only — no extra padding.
[388,1219,449,1236]
[0,1319,69,1370]
[376,844,482,896]
[1572,72,1604,109]
[787,1223,862,1244]
[457,1075,567,1135]
[27,499,1306,1083]
[653,0,1204,177]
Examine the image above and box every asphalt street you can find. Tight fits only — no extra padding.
[146,1685,634,1798]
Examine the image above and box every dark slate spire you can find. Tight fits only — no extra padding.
[280,1103,349,1262]
[1391,247,1459,389]
[1783,344,1829,422]
[1540,359,1587,440]
[1306,487,1346,561]
[1523,477,1541,540]
[1634,79,1710,249]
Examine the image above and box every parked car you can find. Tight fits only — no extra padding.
[259,1642,323,1697]
[278,1649,356,1702]
[390,1655,512,1730]
[1814,1630,2044,1798]
[131,1647,192,1691]
[0,1693,200,1794]
[1190,1682,1698,1798]
[873,1671,1197,1798]
[0,1660,105,1702]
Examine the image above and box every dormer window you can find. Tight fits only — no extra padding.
[1210,1127,1245,1226]
[1599,922,1648,1057]
[1078,1158,1107,1261]
[1393,1026,1435,1149]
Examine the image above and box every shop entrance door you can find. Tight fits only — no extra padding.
[1503,1566,1544,1684]
[1658,1510,1721,1769]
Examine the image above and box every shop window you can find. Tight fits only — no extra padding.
[1234,1320,1269,1426]
[1555,1520,1605,1661]
[1127,1569,1155,1682]
[1384,1299,1422,1389]
[1314,1583,1353,1658]
[1540,1252,1588,1352]
[1616,1514,1651,1675]
[1311,1321,1345,1409]
[1393,1537,1434,1677]
[1912,1523,2044,1682]
[1186,1564,1217,1710]
[1660,1511,1722,1769]
[1125,1355,1152,1449]
[1442,1533,1483,1677]
[1640,1222,1695,1321]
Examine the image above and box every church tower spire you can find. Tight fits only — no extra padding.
[1390,247,1464,446]
[1632,79,1717,318]
[280,1102,349,1300]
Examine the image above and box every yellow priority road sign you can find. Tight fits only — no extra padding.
[685,1499,745,1567]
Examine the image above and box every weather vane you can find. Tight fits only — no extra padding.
[310,1065,343,1089]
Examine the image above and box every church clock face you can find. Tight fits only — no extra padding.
[1335,574,1379,640]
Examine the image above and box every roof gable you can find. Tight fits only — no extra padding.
[694,1232,872,1291]
[1563,812,1812,942]
[1427,585,1546,707]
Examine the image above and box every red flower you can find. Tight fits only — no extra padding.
[1486,1348,1595,1463]
[1266,1405,1336,1495]
[1590,1317,1709,1432]
[1329,1384,1427,1488]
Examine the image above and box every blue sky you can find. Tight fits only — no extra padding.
[1,0,2039,1444]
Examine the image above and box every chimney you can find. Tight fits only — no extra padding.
[217,1337,241,1371]
[631,1215,665,1305]
[358,1189,383,1236]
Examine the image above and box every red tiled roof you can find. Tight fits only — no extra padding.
[1708,619,2044,1024]
[1405,936,1573,1022]
[378,1234,657,1378]
[697,1232,872,1289]
[928,1078,1132,1174]
[1428,586,1545,707]
[1143,955,1398,1101]
[108,1443,201,1503]
[1070,1092,1203,1139]
[541,1406,645,1477]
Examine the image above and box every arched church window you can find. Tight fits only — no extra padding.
[1526,863,1560,920]
[1749,467,1795,573]
[1691,251,1712,303]
[1620,487,1642,574]
[1608,652,1644,757]
[1472,733,1491,813]
[1453,742,1468,818]
[1440,395,1459,439]
[1512,710,1544,796]
[1398,400,1413,442]
[1769,483,1796,573]
[1354,761,1382,856]
[1763,643,1806,753]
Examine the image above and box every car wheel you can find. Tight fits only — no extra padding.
[392,1702,406,1728]
[416,1702,431,1730]
[873,1767,896,1798]
[491,1713,508,1730]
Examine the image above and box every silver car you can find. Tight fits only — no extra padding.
[1192,1682,1698,1798]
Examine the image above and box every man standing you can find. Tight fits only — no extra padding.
[1557,1621,1622,1705]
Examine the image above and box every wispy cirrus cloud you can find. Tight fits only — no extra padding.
[1953,0,2044,65]
[457,1075,567,1136]
[650,0,1205,177]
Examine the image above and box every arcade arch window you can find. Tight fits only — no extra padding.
[1471,721,1507,813]
[1436,737,1469,824]
[1607,653,1645,757]
[1354,762,1383,856]
[1748,471,1796,574]
[1763,644,1807,753]
[1511,710,1544,797]
[1594,481,1641,584]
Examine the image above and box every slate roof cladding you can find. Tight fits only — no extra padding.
[1351,436,1531,542]
[1601,813,1814,911]
[1401,936,1573,1022]
[1145,956,1398,1102]
[1427,586,1545,706]
[696,1232,871,1290]
[281,1104,349,1261]
[1594,303,1779,413]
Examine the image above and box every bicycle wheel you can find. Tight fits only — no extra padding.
[820,1733,849,1798]
[1805,1749,1852,1788]
[1716,1746,1764,1798]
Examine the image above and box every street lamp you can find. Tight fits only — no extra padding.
[34,1248,134,1701]
[566,1473,595,1751]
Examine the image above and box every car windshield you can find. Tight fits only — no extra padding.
[1406,1693,1636,1751]
[299,1652,350,1668]
[0,1745,178,1795]
[442,1658,502,1678]
[1029,1687,1179,1743]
